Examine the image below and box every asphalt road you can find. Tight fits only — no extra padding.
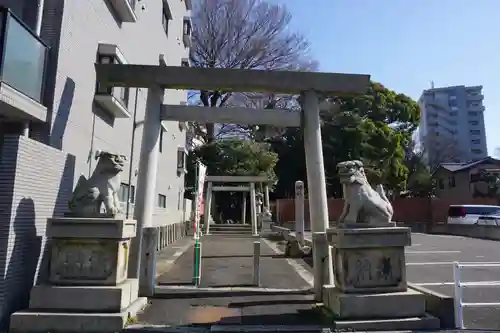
[302,232,500,330]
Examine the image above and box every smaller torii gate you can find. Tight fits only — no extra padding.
[203,175,271,236]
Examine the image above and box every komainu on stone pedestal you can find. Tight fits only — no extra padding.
[68,150,127,218]
[319,160,440,331]
[8,148,145,333]
[337,160,394,227]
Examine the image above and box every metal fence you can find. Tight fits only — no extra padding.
[453,261,500,329]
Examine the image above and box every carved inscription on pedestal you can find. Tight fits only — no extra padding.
[51,240,114,281]
[339,248,403,289]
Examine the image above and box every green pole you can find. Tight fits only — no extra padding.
[192,240,201,286]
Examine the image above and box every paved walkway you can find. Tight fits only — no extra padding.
[157,235,310,289]
[136,235,322,328]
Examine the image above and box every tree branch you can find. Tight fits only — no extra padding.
[190,0,317,142]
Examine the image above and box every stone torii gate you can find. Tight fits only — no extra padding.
[95,56,370,297]
[203,175,270,236]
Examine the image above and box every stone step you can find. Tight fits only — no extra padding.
[209,324,326,332]
[10,297,147,333]
[323,286,427,319]
[125,324,468,333]
[125,325,325,333]
[208,226,254,233]
[209,224,253,229]
[209,227,253,231]
[209,230,254,235]
[333,313,441,331]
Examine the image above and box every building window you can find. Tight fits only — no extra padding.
[470,129,480,135]
[177,147,187,173]
[158,194,167,208]
[182,0,193,10]
[182,17,192,47]
[468,111,478,117]
[450,111,458,116]
[159,129,164,153]
[448,176,456,188]
[178,189,183,210]
[162,1,172,35]
[448,99,457,108]
[119,183,135,203]
[468,120,479,126]
[438,179,445,189]
[94,44,132,119]
[471,139,481,144]
[106,0,137,23]
[183,17,192,36]
[471,148,483,154]
[467,101,479,108]
[96,55,130,107]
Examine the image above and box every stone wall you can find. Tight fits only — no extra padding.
[431,224,500,240]
[275,197,497,229]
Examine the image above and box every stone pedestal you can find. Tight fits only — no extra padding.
[322,226,440,331]
[260,212,273,234]
[10,218,147,333]
[328,226,409,293]
[186,219,195,236]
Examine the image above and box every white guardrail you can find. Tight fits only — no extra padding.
[453,261,500,329]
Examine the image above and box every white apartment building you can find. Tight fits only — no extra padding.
[0,0,193,328]
[417,85,487,166]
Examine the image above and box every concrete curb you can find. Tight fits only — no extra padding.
[408,283,456,329]
[430,224,500,241]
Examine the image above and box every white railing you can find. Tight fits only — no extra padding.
[453,261,500,329]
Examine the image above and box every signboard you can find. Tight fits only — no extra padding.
[192,161,206,285]
[194,161,207,238]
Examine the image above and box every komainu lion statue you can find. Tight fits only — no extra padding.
[68,150,127,217]
[337,160,394,226]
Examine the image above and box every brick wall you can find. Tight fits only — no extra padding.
[275,197,497,229]
[0,135,75,329]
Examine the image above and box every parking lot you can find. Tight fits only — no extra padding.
[406,233,500,329]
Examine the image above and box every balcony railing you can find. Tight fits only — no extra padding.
[0,7,49,103]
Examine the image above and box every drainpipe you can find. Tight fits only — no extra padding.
[35,0,45,35]
[21,123,29,137]
[126,88,140,219]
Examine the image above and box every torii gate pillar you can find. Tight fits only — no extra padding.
[129,86,163,280]
[302,90,329,300]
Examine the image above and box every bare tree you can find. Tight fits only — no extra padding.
[421,134,465,170]
[190,0,317,143]
[494,147,500,159]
